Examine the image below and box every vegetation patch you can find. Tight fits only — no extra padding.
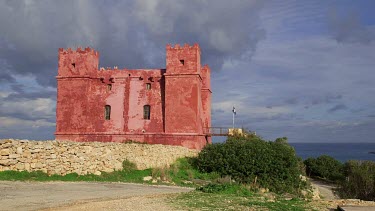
[169,190,312,211]
[197,183,253,196]
[303,155,375,201]
[338,160,375,201]
[195,135,306,193]
[0,168,152,183]
[304,155,344,182]
[0,158,219,186]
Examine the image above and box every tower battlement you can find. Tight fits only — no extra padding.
[166,43,200,51]
[58,47,99,56]
[166,43,201,75]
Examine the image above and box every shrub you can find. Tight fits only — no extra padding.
[168,157,220,185]
[122,159,137,172]
[338,160,375,201]
[195,135,305,193]
[304,155,344,181]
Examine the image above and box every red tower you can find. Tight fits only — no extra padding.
[55,44,212,150]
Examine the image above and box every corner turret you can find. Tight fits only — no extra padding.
[166,43,201,75]
[58,47,99,77]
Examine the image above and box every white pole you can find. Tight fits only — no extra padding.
[232,109,235,129]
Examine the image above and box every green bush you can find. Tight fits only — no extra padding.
[195,136,305,193]
[168,157,220,186]
[122,159,137,172]
[304,155,344,181]
[338,160,375,201]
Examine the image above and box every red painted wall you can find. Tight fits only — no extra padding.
[55,44,212,150]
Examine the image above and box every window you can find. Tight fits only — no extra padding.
[107,84,112,91]
[146,83,151,90]
[143,105,150,120]
[179,59,184,65]
[104,105,111,120]
[71,63,76,68]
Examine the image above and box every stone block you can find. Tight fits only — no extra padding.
[24,163,31,171]
[16,147,23,154]
[9,154,20,159]
[0,159,10,165]
[15,163,24,170]
[0,149,10,156]
[35,162,43,169]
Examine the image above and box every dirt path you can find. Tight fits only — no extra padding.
[0,181,192,211]
[310,178,339,200]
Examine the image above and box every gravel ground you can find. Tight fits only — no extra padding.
[0,181,192,211]
[44,195,177,211]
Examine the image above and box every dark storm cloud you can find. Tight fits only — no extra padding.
[327,104,348,113]
[5,90,56,101]
[329,10,375,44]
[0,70,15,83]
[0,0,266,87]
[262,94,343,109]
[310,94,342,105]
[284,97,298,105]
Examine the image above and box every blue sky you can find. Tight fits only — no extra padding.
[0,0,374,143]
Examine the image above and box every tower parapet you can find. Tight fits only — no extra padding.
[166,43,201,75]
[58,47,99,77]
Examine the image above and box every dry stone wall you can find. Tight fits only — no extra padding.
[0,139,198,175]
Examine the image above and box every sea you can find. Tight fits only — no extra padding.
[290,143,375,162]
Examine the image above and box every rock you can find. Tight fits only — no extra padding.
[35,162,43,169]
[24,163,31,171]
[102,168,114,173]
[0,149,10,156]
[259,188,267,193]
[0,159,10,165]
[15,163,24,170]
[16,147,23,154]
[301,190,308,197]
[114,161,122,170]
[9,154,20,159]
[44,144,53,150]
[143,176,153,181]
[94,171,101,176]
[312,186,320,200]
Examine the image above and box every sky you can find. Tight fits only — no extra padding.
[0,0,375,143]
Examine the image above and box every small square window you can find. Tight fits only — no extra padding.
[107,84,112,91]
[179,60,184,65]
[146,83,151,90]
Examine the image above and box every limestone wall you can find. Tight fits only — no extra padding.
[0,139,198,175]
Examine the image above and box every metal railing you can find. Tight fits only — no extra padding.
[204,127,246,136]
[204,127,230,136]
